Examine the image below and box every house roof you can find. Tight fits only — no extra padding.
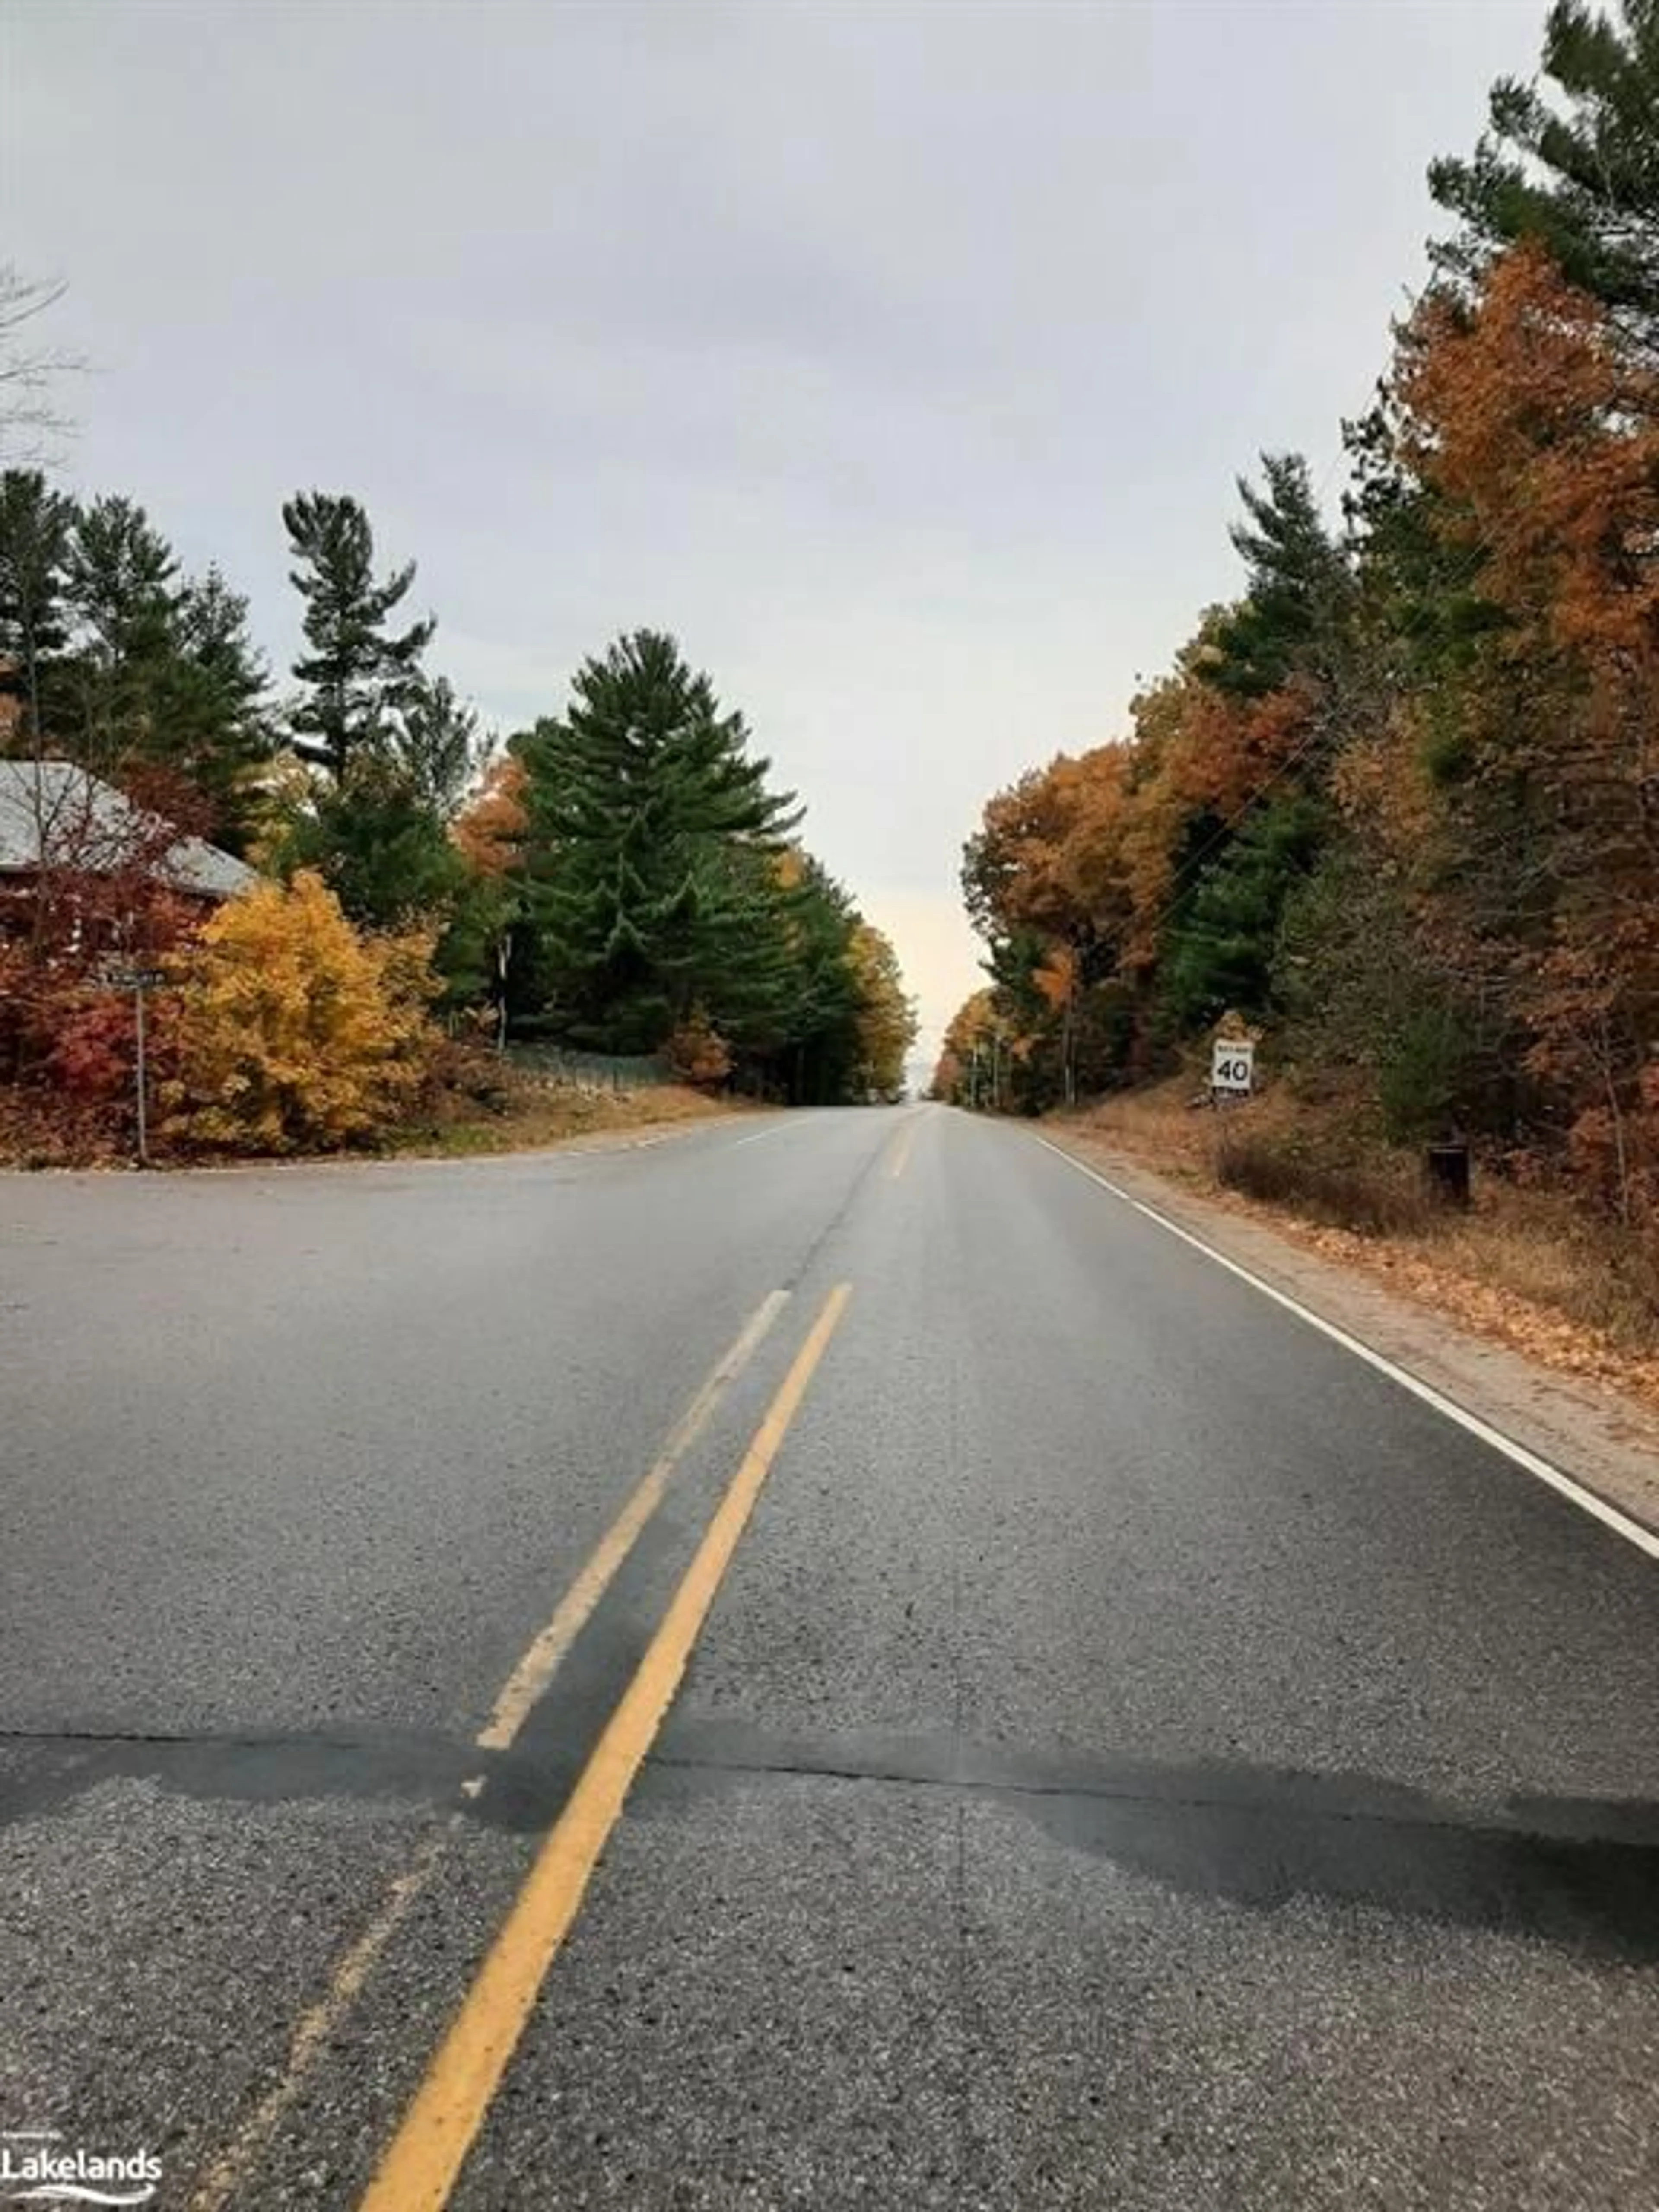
[0,760,257,901]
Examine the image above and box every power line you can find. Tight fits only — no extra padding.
[1124,705,1332,955]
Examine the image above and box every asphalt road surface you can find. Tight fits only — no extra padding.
[3,1104,1657,2212]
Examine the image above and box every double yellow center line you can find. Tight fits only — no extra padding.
[357,1282,853,2212]
[474,1288,790,1755]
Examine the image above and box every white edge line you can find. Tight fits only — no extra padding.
[728,1120,800,1149]
[1031,1134,1659,1563]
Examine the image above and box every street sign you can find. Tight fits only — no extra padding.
[1211,1038,1255,1095]
[94,966,170,1165]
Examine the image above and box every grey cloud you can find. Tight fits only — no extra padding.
[4,0,1540,1057]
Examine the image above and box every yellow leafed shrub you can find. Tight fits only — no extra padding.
[664,1001,732,1089]
[165,871,437,1154]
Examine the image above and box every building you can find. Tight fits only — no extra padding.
[0,760,256,947]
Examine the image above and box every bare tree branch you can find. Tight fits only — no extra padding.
[0,263,83,463]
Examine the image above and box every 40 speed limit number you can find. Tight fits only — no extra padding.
[1211,1039,1255,1095]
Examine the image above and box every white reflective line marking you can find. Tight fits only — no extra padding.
[1032,1134,1659,1562]
[727,1121,801,1149]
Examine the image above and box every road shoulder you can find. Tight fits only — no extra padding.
[1036,1123,1659,1543]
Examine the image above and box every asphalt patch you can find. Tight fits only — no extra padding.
[646,1717,1659,1963]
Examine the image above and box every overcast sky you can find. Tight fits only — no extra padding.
[5,0,1540,1073]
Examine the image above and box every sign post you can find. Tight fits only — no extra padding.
[104,966,167,1167]
[135,979,148,1166]
[1210,1036,1255,1101]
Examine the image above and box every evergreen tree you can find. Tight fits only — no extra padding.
[0,468,73,746]
[979,927,1066,1110]
[283,492,434,777]
[668,839,797,1066]
[61,495,182,772]
[276,751,470,934]
[1205,453,1352,699]
[273,500,481,929]
[765,851,862,1102]
[66,496,179,669]
[177,567,270,730]
[0,482,273,841]
[166,567,276,848]
[1157,793,1325,1033]
[265,676,482,940]
[1430,1,1659,328]
[517,630,800,1052]
[1139,462,1354,1045]
[391,674,481,816]
[55,501,274,843]
[124,568,275,851]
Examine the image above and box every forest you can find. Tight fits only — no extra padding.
[938,0,1659,1265]
[0,443,915,1157]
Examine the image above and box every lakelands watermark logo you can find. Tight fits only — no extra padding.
[0,2131,161,2206]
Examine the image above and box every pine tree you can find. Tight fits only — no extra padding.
[684,840,804,1072]
[283,492,434,777]
[165,567,275,849]
[1205,453,1352,699]
[769,852,863,1103]
[391,673,481,815]
[61,495,182,772]
[51,500,273,843]
[66,496,179,667]
[0,468,73,746]
[0,483,273,840]
[276,753,470,933]
[270,508,479,938]
[1157,793,1325,1032]
[517,630,800,1052]
[1430,1,1659,329]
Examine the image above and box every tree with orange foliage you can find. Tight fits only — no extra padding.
[1390,241,1659,1217]
[664,1001,733,1090]
[931,989,997,1106]
[962,497,1343,1103]
[453,753,528,878]
[449,753,531,1045]
[847,919,916,1099]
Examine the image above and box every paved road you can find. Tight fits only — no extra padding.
[2,1105,1656,2211]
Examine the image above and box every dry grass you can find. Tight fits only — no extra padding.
[388,1067,744,1158]
[1060,1074,1659,1401]
[0,1057,747,1170]
[1214,1128,1438,1237]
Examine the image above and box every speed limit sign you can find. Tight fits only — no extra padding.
[1211,1038,1255,1095]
